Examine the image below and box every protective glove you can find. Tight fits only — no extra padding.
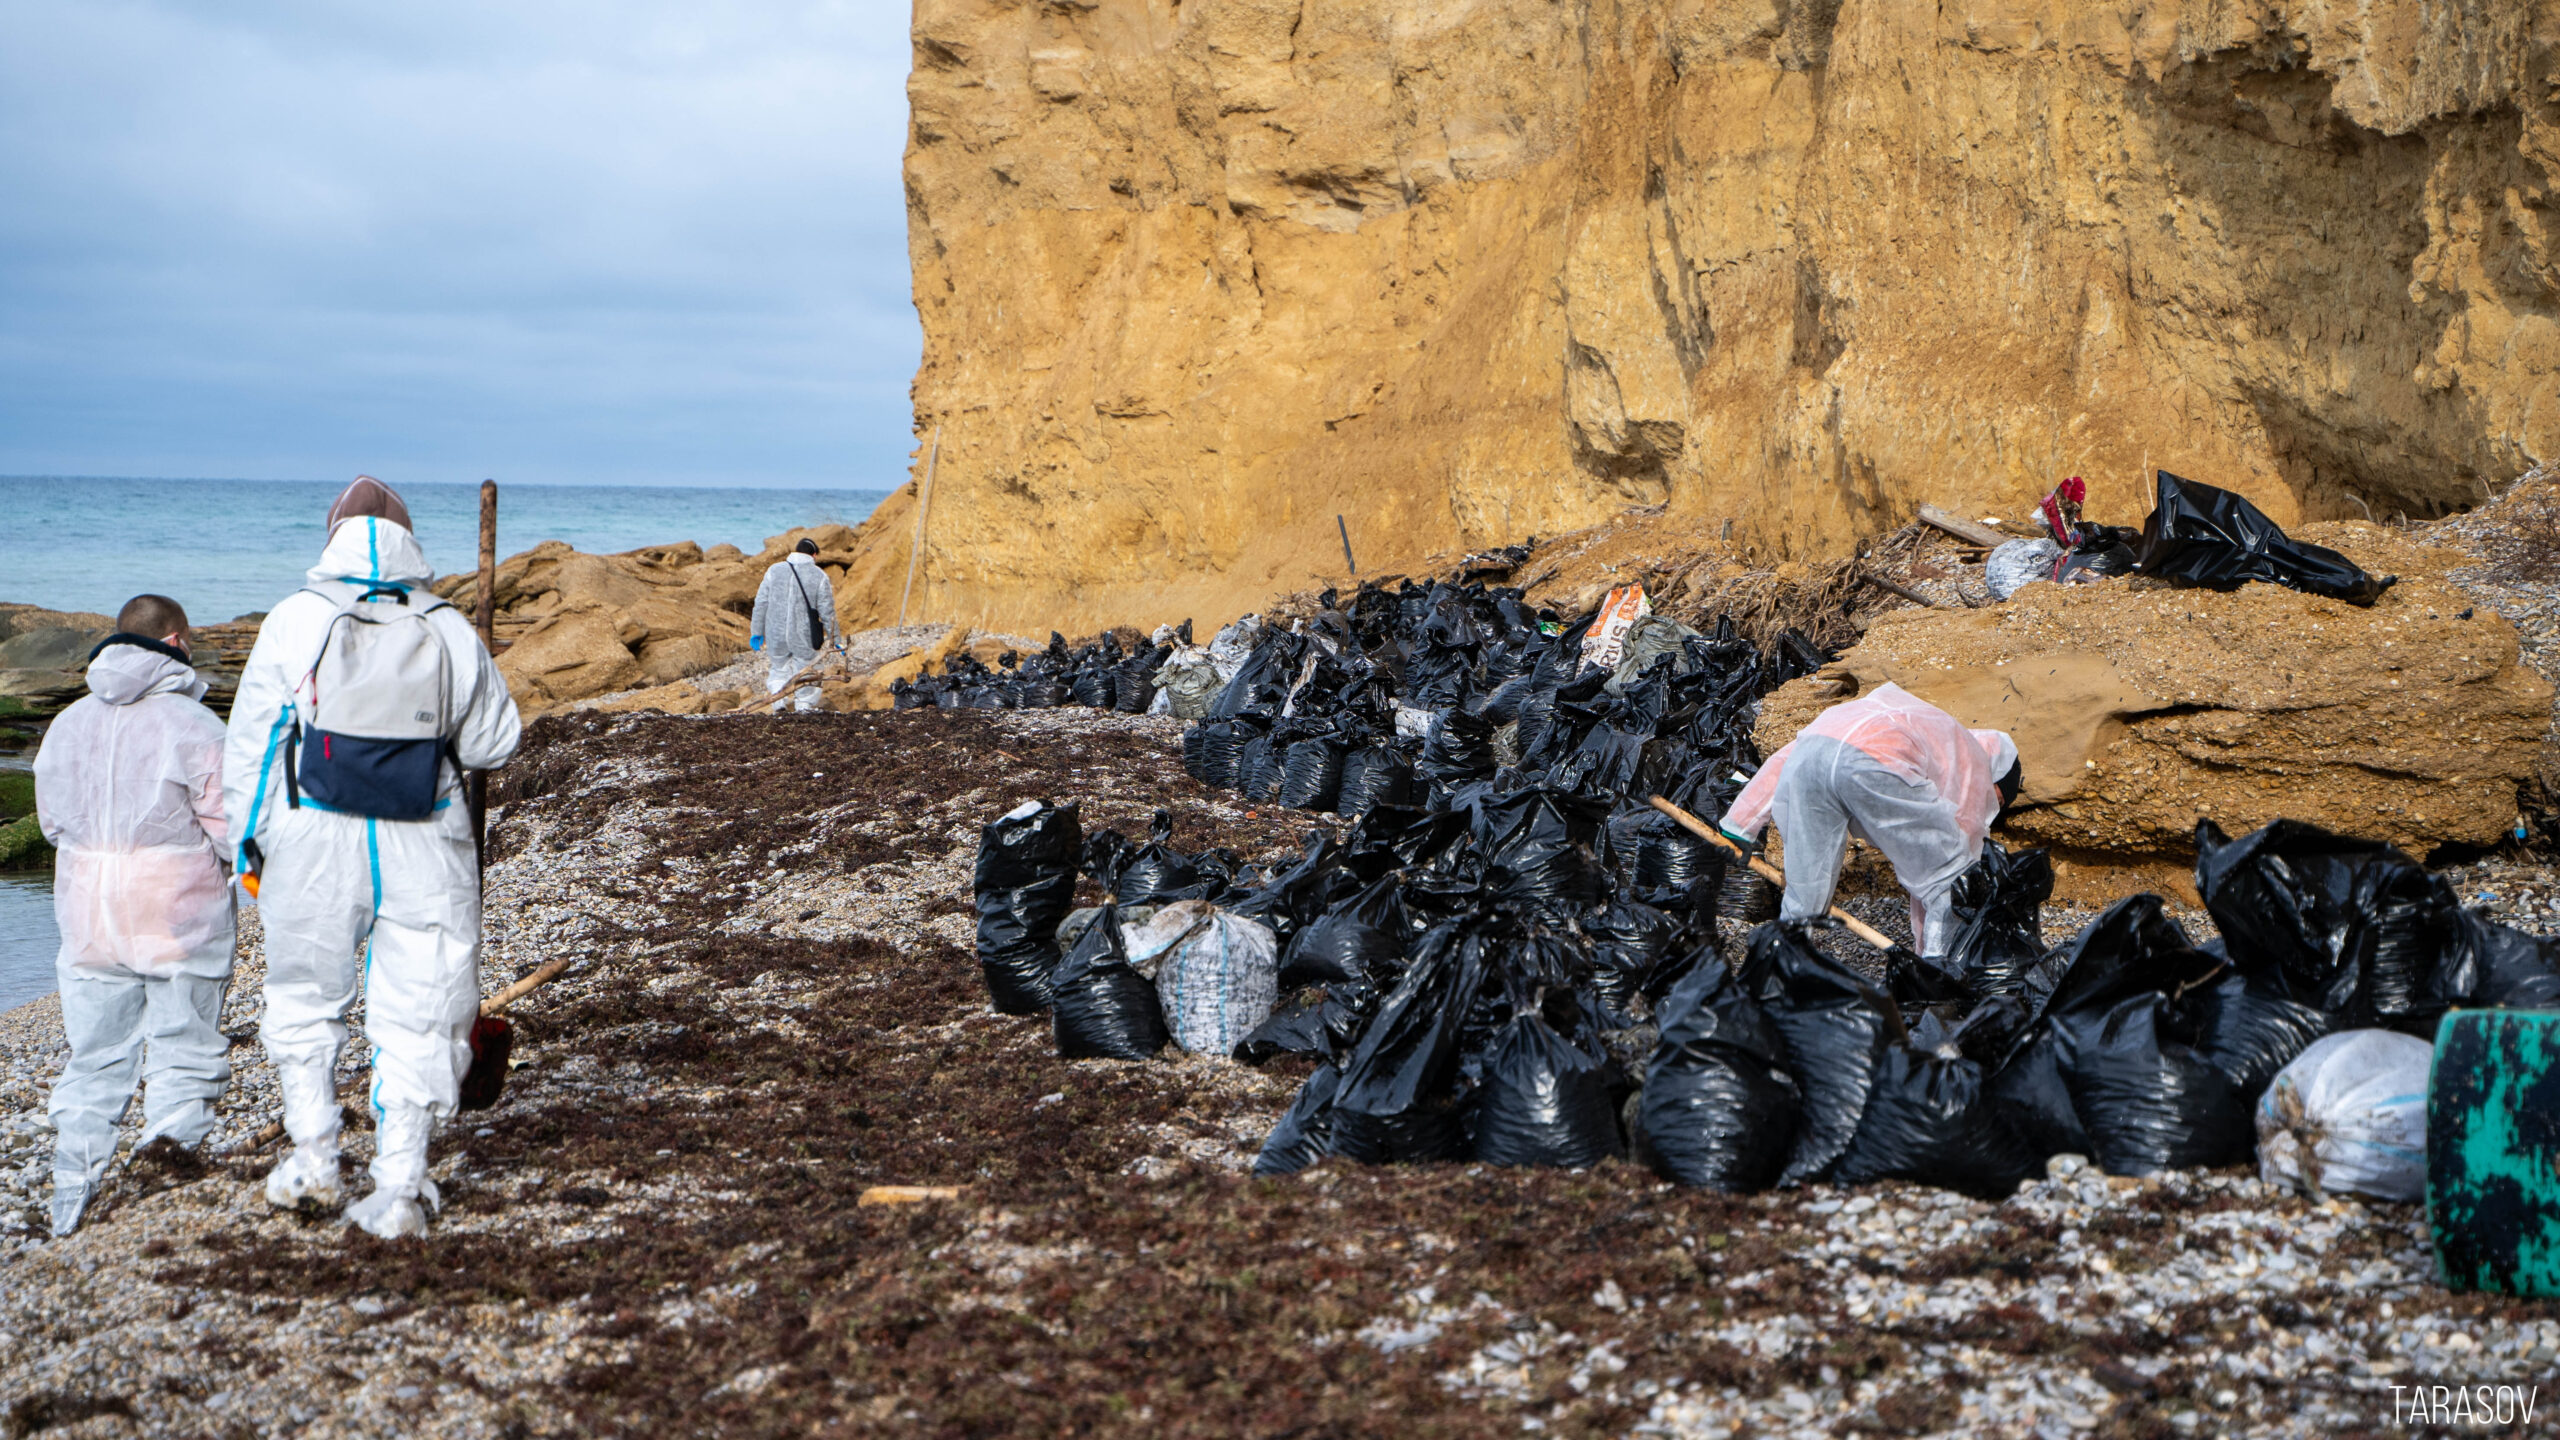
[1717,825,1759,859]
[750,635,763,651]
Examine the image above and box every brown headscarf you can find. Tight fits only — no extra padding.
[326,475,413,536]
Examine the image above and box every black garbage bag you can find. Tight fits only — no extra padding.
[1278,738,1347,812]
[1470,788,1609,909]
[2175,969,2333,1099]
[1354,805,1472,870]
[1624,810,1720,895]
[1637,958,1799,1192]
[1718,864,1780,930]
[1109,811,1205,904]
[1209,632,1302,719]
[1254,1063,1341,1176]
[1234,983,1375,1063]
[2434,910,2560,1012]
[1335,920,1493,1119]
[1185,719,1257,789]
[1279,873,1409,988]
[1049,906,1172,1061]
[1236,732,1284,802]
[2132,471,2394,606]
[1418,709,1496,786]
[1831,1013,2044,1200]
[2054,989,2252,1174]
[1734,922,1903,1186]
[2194,818,2457,1026]
[1113,645,1169,713]
[1018,680,1069,708]
[1228,831,1346,940]
[1942,842,2054,1003]
[1473,1007,1624,1168]
[1330,1104,1475,1164]
[1584,898,1690,1016]
[973,800,1082,1015]
[1990,896,2247,1175]
[1336,747,1417,814]
[1070,668,1118,709]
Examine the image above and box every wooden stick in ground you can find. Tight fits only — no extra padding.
[471,479,497,854]
[1645,794,1901,952]
[898,427,941,627]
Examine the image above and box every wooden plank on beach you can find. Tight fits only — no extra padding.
[860,1185,964,1206]
[1917,504,2011,550]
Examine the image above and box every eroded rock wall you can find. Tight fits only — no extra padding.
[867,0,2560,635]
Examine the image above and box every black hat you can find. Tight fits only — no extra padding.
[795,538,819,555]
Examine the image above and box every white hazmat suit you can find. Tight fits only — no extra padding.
[36,639,235,1235]
[224,512,521,1237]
[749,549,838,711]
[1719,683,2018,957]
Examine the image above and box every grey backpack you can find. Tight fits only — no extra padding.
[287,583,459,821]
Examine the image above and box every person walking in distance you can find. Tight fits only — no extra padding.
[35,596,235,1235]
[750,536,839,712]
[224,476,522,1238]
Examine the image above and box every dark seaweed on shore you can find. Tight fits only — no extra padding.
[152,709,2523,1438]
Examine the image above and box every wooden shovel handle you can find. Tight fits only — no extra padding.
[1646,795,1901,952]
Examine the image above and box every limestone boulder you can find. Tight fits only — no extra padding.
[497,609,640,708]
[1755,526,2552,862]
[638,633,726,686]
[0,627,106,671]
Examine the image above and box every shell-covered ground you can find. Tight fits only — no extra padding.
[2,705,2552,1439]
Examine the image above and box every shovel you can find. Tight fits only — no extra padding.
[1646,794,1899,951]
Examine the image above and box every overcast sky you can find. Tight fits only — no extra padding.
[0,1,915,489]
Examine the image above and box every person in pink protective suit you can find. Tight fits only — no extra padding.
[34,595,234,1237]
[1717,683,2021,957]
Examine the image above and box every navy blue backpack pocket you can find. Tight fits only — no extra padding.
[294,727,446,821]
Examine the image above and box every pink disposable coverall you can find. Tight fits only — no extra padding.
[1719,683,2018,955]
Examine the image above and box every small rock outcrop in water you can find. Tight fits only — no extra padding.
[863,0,2560,635]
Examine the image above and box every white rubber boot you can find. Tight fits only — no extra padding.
[50,1177,93,1238]
[345,1102,435,1240]
[263,1062,343,1211]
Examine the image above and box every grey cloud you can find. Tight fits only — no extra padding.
[0,0,915,487]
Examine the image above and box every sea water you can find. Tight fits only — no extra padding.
[0,874,52,1014]
[1,475,893,622]
[0,474,893,1008]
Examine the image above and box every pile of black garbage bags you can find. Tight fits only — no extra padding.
[892,626,1190,713]
[968,574,2558,1196]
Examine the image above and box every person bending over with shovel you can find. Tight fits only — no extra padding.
[224,477,522,1238]
[1716,682,2020,960]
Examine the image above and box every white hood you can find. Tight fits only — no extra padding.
[84,642,208,707]
[308,515,434,588]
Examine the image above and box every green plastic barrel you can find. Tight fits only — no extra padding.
[2430,1009,2560,1295]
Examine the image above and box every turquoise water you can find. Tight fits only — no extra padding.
[1,475,894,623]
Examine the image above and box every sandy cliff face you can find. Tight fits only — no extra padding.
[864,0,2560,635]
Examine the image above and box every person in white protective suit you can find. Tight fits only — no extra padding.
[749,537,839,711]
[1717,683,2020,958]
[35,596,234,1236]
[223,477,522,1238]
